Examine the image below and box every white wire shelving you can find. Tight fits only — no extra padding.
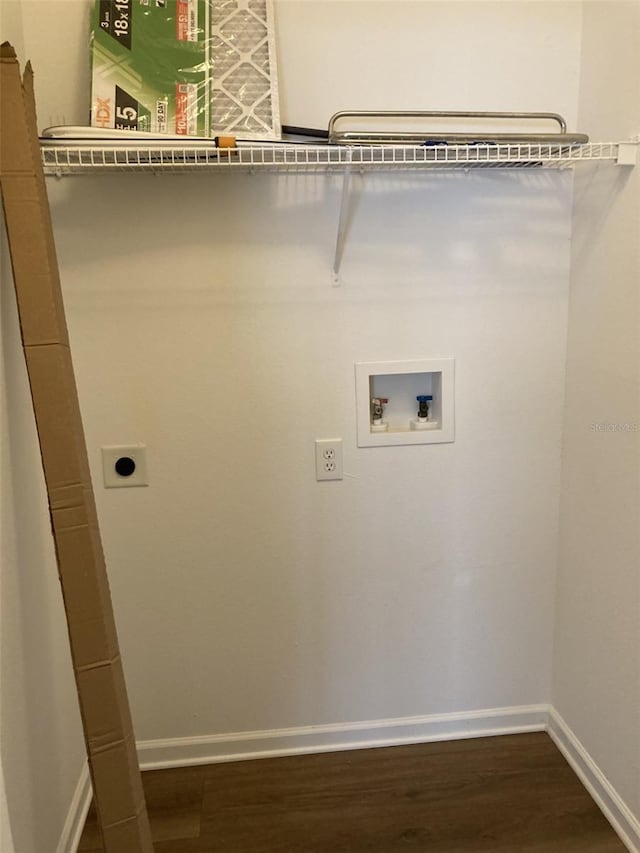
[40,140,635,176]
[39,137,637,279]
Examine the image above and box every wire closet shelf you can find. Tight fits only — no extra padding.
[40,141,626,176]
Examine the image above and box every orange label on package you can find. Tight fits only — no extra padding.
[175,85,189,134]
[176,0,197,42]
[175,83,197,135]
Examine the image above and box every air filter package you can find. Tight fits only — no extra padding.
[91,0,281,138]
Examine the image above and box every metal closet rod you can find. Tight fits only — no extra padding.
[328,110,571,144]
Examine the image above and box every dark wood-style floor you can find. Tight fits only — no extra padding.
[79,732,626,852]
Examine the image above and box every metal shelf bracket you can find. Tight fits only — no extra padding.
[333,154,353,284]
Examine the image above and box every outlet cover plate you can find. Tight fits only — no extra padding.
[315,439,343,481]
[102,445,148,488]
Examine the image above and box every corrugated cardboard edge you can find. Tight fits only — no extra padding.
[0,42,153,852]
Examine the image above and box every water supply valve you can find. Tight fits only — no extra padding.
[416,395,433,422]
[371,397,389,432]
[410,394,438,431]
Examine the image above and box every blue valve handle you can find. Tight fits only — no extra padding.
[416,395,432,420]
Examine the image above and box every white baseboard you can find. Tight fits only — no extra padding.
[137,704,549,770]
[56,762,91,853]
[547,708,640,853]
[60,704,640,853]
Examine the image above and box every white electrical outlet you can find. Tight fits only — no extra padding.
[315,439,343,481]
[102,445,148,488]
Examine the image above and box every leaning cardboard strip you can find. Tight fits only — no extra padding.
[0,42,153,851]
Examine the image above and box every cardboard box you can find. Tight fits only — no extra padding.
[0,43,153,851]
[91,0,209,135]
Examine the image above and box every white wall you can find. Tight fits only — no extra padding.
[276,0,581,130]
[48,166,572,739]
[14,0,581,746]
[0,7,85,853]
[554,0,640,822]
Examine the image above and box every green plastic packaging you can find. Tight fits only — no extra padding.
[91,0,212,135]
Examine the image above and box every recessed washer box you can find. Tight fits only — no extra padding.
[355,359,455,447]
